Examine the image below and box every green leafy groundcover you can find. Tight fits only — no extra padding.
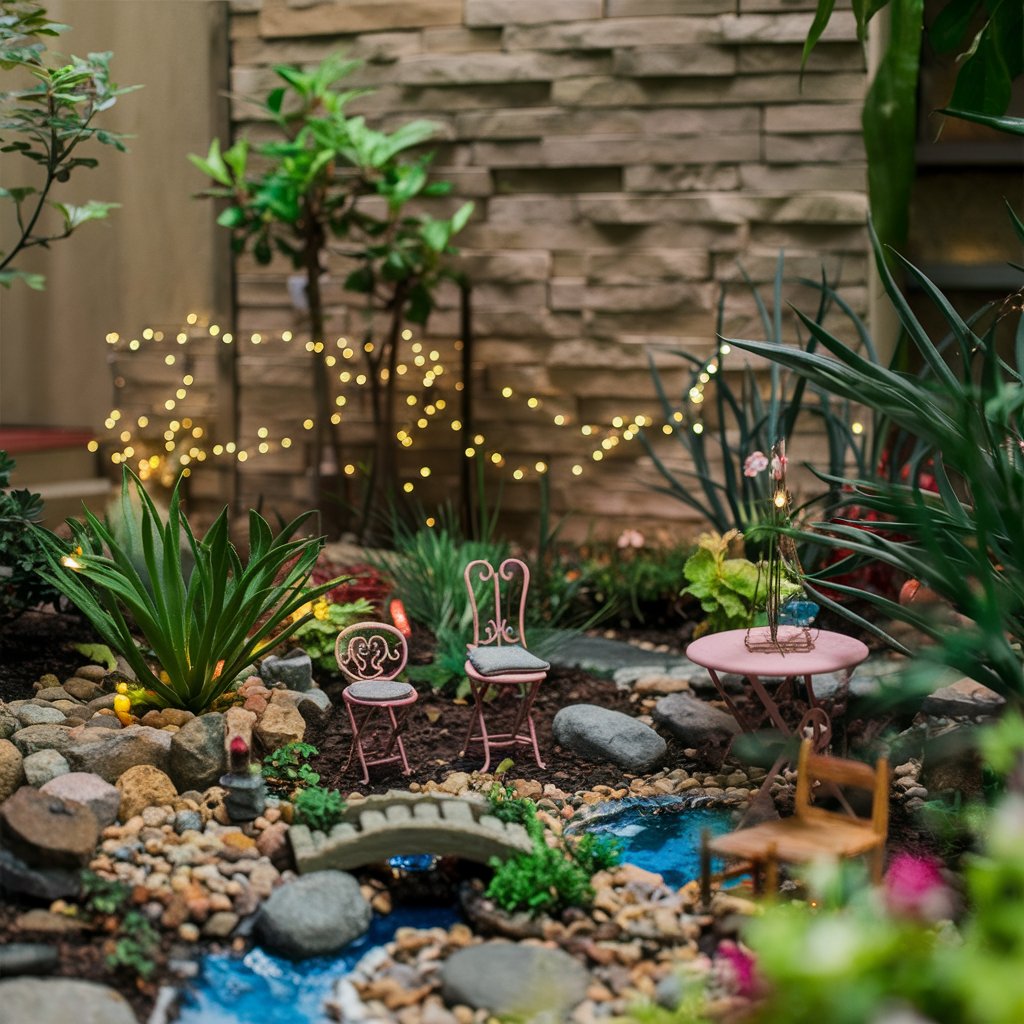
[33,468,341,713]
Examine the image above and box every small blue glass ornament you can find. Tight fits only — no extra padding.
[778,598,819,627]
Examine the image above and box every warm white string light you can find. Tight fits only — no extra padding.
[96,315,745,492]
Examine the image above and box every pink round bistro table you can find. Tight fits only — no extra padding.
[686,626,869,756]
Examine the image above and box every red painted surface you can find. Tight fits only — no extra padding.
[0,426,93,454]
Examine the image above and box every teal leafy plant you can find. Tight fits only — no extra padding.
[190,55,473,532]
[0,1,136,288]
[682,529,800,638]
[293,785,346,833]
[33,468,339,713]
[727,220,1024,701]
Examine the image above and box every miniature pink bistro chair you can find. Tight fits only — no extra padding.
[335,621,418,785]
[461,558,550,772]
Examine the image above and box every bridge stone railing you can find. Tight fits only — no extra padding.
[288,790,534,874]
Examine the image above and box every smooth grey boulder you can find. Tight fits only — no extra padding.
[10,723,75,757]
[255,870,370,959]
[552,704,666,771]
[440,942,590,1021]
[0,847,81,900]
[41,772,121,829]
[0,942,60,977]
[15,705,67,727]
[169,712,225,791]
[65,725,172,782]
[260,648,314,692]
[0,978,138,1024]
[653,693,739,749]
[22,749,70,787]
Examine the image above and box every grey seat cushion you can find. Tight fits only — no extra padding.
[346,680,416,702]
[467,644,550,677]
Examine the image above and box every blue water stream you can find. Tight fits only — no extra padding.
[176,904,459,1024]
[177,800,730,1022]
[578,799,734,888]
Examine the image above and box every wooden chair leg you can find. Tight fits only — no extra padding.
[764,844,779,896]
[869,844,885,885]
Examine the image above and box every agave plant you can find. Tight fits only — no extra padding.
[642,253,879,539]
[726,220,1024,702]
[33,469,341,713]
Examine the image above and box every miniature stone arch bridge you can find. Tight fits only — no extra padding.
[287,791,534,874]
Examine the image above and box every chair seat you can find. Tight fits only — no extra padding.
[345,680,416,703]
[464,660,547,685]
[709,817,883,864]
[467,643,550,676]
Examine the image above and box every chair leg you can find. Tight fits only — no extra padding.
[344,701,372,786]
[764,845,779,896]
[869,844,885,885]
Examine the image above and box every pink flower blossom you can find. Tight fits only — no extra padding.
[771,451,788,480]
[743,451,769,477]
[884,853,954,921]
[617,528,645,549]
[716,940,760,999]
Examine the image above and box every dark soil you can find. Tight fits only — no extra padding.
[0,608,104,701]
[304,663,695,798]
[0,606,949,1023]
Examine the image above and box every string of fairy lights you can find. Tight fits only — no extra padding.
[92,312,815,495]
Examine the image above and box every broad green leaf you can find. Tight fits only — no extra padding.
[72,642,118,670]
[862,0,924,251]
[929,0,981,52]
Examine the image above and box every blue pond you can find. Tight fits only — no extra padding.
[580,798,734,888]
[176,904,459,1024]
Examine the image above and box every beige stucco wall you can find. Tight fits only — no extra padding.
[0,0,231,429]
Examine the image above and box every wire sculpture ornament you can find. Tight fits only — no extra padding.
[745,439,816,654]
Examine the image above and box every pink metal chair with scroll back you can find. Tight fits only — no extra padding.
[335,621,418,785]
[461,558,551,772]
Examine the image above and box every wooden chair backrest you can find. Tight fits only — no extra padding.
[793,738,890,841]
[335,621,409,683]
[464,557,531,649]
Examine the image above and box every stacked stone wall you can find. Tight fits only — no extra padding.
[219,0,869,542]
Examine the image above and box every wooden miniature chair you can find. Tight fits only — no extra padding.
[460,557,550,772]
[701,738,890,900]
[335,621,418,785]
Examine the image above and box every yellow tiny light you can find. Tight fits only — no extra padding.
[403,482,414,493]
[571,464,583,476]
[464,447,476,457]
[554,414,566,426]
[852,421,864,435]
[535,461,547,473]
[692,422,704,434]
[186,312,198,325]
[513,469,524,480]
[87,440,99,453]
[774,491,787,508]
[501,386,513,398]
[61,554,82,570]
[662,424,673,434]
[419,467,431,478]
